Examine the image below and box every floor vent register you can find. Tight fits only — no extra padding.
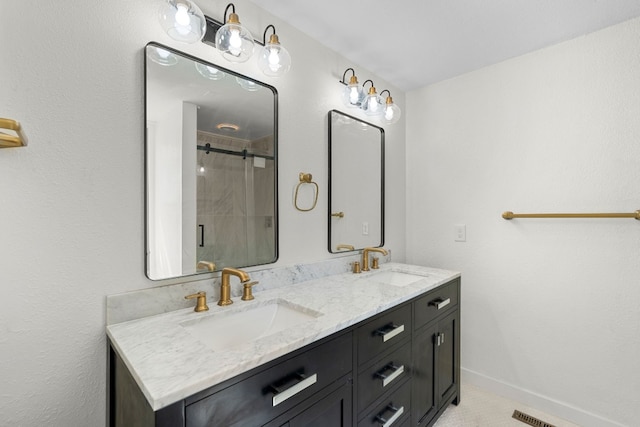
[512,409,557,427]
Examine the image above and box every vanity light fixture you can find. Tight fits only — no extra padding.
[257,25,292,77]
[158,0,206,44]
[339,68,365,108]
[361,80,384,116]
[214,3,255,63]
[380,90,401,124]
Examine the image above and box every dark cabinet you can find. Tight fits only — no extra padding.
[412,279,461,427]
[109,277,460,427]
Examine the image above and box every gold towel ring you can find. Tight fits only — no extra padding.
[294,172,319,212]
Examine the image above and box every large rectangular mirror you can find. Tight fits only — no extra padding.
[328,110,384,253]
[145,42,278,280]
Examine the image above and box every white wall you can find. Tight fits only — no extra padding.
[407,17,640,427]
[0,1,405,425]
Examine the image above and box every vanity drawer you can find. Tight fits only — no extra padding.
[357,304,411,365]
[357,342,411,411]
[358,379,411,427]
[414,279,459,330]
[185,332,352,427]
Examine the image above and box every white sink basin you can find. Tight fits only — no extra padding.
[368,270,427,287]
[180,299,322,351]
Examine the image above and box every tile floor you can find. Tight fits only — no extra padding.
[433,384,581,427]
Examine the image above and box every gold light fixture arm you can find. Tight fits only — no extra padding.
[0,118,28,148]
[502,210,640,220]
[294,172,319,212]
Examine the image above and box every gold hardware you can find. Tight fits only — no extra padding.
[352,261,361,274]
[372,257,380,269]
[241,281,259,301]
[502,210,640,220]
[185,291,209,312]
[362,247,388,272]
[219,267,251,306]
[331,212,345,218]
[294,172,319,212]
[336,244,354,251]
[0,118,28,148]
[196,261,216,272]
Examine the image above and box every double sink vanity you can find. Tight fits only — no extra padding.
[133,40,459,427]
[108,261,460,427]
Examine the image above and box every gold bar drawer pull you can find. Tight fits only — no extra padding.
[375,323,405,343]
[375,404,404,427]
[429,297,451,310]
[375,363,405,387]
[271,373,318,407]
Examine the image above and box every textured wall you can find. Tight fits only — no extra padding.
[406,17,640,427]
[0,1,406,425]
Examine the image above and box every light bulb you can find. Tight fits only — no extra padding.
[342,75,364,108]
[257,33,291,77]
[175,4,190,26]
[215,12,255,63]
[158,0,205,44]
[229,28,242,56]
[382,95,401,124]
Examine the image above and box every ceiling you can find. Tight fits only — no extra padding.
[247,0,640,91]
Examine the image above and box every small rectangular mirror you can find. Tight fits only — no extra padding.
[328,110,384,253]
[145,43,278,280]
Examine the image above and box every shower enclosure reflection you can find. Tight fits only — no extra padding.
[145,42,278,280]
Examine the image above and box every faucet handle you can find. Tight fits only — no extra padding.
[241,281,259,301]
[185,291,209,312]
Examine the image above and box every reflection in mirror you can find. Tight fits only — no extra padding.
[328,110,384,253]
[145,42,278,280]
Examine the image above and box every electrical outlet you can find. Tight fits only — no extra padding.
[454,224,466,242]
[362,222,369,235]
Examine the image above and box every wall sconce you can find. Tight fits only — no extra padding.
[257,25,292,77]
[380,90,401,124]
[158,0,206,44]
[339,68,365,108]
[361,80,384,116]
[214,3,255,63]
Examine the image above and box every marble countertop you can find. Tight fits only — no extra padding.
[107,262,460,411]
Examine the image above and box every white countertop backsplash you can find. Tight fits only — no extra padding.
[107,260,460,411]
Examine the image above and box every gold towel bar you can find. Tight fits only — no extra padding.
[502,210,640,220]
[0,118,28,148]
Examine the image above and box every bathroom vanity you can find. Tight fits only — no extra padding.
[107,263,460,427]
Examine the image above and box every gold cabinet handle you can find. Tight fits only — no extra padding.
[331,212,344,218]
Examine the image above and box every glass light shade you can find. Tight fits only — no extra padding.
[257,37,291,77]
[342,79,364,108]
[195,62,225,80]
[146,46,178,66]
[383,99,402,124]
[235,77,260,91]
[362,91,384,116]
[215,14,255,63]
[158,0,206,44]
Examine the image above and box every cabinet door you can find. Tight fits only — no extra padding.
[436,311,459,409]
[411,323,438,427]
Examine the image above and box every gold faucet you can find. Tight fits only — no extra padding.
[196,261,216,272]
[185,291,209,312]
[218,267,251,306]
[362,247,388,271]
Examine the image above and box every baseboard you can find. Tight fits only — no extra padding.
[461,368,626,427]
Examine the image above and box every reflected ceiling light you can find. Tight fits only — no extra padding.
[146,46,179,66]
[215,3,255,63]
[339,68,365,108]
[380,90,401,124]
[257,25,291,77]
[158,0,206,44]
[235,76,260,91]
[195,62,226,80]
[361,80,383,116]
[216,123,240,131]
